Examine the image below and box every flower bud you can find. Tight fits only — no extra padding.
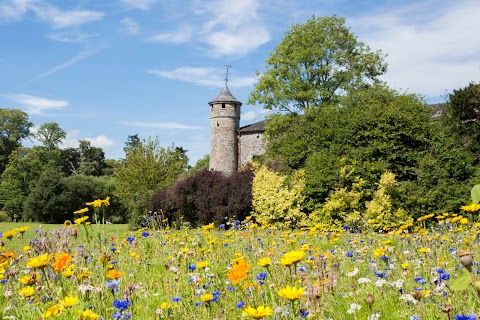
[459,250,473,271]
[365,293,375,306]
[410,290,422,301]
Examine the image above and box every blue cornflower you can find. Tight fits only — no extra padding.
[374,271,387,278]
[172,296,182,302]
[414,277,427,285]
[110,247,117,253]
[219,224,225,230]
[126,236,134,244]
[342,225,351,230]
[256,272,268,281]
[345,251,354,258]
[454,315,477,320]
[437,269,450,281]
[188,264,197,271]
[141,231,150,238]
[236,301,245,309]
[410,316,421,320]
[227,286,235,291]
[105,279,120,291]
[297,266,307,272]
[113,299,131,311]
[380,255,389,261]
[299,310,309,317]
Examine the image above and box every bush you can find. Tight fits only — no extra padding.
[149,169,253,228]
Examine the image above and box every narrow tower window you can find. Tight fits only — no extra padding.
[222,103,225,109]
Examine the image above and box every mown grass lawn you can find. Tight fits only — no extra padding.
[0,222,129,251]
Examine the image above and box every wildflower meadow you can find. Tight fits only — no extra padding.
[1,199,480,319]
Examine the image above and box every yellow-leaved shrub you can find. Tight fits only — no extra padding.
[365,171,412,231]
[251,165,308,227]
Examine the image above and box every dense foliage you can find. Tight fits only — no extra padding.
[149,169,253,227]
[248,15,387,112]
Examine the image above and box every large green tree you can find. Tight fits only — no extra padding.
[444,82,480,154]
[114,137,189,225]
[248,15,387,112]
[33,122,66,150]
[0,109,33,174]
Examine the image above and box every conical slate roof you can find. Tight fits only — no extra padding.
[209,85,242,105]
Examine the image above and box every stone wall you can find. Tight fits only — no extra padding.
[239,132,267,169]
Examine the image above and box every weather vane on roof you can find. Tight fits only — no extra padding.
[225,65,232,86]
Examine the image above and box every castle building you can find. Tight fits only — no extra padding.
[209,85,266,175]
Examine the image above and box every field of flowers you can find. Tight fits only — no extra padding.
[1,201,480,319]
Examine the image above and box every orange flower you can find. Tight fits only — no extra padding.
[51,252,72,274]
[107,269,124,279]
[227,257,250,285]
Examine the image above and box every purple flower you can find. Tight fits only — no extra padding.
[113,299,131,311]
[256,272,268,281]
[236,301,245,308]
[414,277,427,285]
[454,315,477,320]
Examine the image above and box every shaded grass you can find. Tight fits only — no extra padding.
[0,222,129,251]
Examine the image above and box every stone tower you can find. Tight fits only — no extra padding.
[209,85,242,175]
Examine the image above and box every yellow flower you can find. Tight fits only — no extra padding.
[373,246,388,258]
[26,253,52,269]
[461,204,480,212]
[86,199,102,208]
[200,293,214,302]
[74,207,89,215]
[62,264,75,278]
[18,272,39,285]
[278,285,305,301]
[280,250,305,266]
[257,257,271,267]
[101,196,110,206]
[460,218,469,225]
[64,220,72,228]
[79,309,100,320]
[42,304,64,318]
[18,286,35,298]
[202,222,215,230]
[243,306,273,319]
[16,226,30,234]
[107,269,124,279]
[77,268,90,280]
[418,247,430,253]
[74,216,90,225]
[2,229,16,240]
[23,245,31,252]
[400,263,410,269]
[196,261,209,269]
[59,295,79,308]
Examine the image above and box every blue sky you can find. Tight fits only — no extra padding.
[1,0,479,164]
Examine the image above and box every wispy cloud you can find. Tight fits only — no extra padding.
[148,66,256,88]
[29,46,105,82]
[121,121,202,130]
[60,130,114,149]
[350,0,480,100]
[195,0,270,56]
[241,110,261,122]
[121,0,156,11]
[120,17,140,35]
[47,32,97,43]
[8,93,68,115]
[147,24,193,44]
[0,0,104,28]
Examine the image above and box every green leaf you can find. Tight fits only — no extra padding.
[471,184,480,204]
[451,270,472,291]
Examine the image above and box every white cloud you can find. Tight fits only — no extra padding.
[148,66,256,88]
[120,17,140,35]
[47,32,97,43]
[8,93,68,115]
[29,46,105,82]
[195,0,271,56]
[85,135,115,148]
[121,0,156,11]
[350,0,480,100]
[60,130,114,150]
[0,0,32,23]
[0,0,104,28]
[241,110,260,122]
[147,24,193,44]
[121,121,202,130]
